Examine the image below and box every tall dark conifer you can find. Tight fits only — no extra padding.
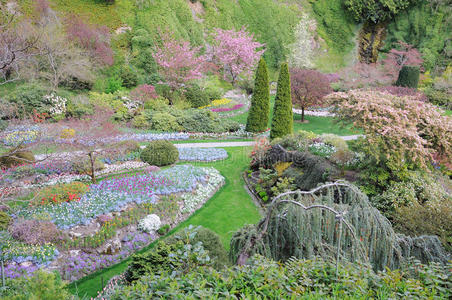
[270,63,293,139]
[246,58,270,132]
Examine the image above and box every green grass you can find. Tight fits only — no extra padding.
[444,110,452,116]
[68,147,260,298]
[228,96,359,136]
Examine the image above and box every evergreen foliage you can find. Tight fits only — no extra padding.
[395,65,420,88]
[246,58,270,132]
[140,140,179,167]
[270,63,293,139]
[229,182,450,270]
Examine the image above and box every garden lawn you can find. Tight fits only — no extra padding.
[227,96,360,136]
[68,147,260,298]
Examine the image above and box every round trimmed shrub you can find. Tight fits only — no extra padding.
[140,140,179,166]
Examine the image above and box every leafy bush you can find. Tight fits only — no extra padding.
[140,140,179,166]
[66,96,94,119]
[157,224,170,235]
[143,97,169,110]
[178,109,223,133]
[9,219,61,245]
[1,270,72,300]
[109,255,452,299]
[119,66,139,88]
[105,76,123,93]
[166,226,228,269]
[150,112,182,132]
[35,182,89,206]
[5,84,50,115]
[0,150,35,168]
[0,211,11,230]
[0,119,8,131]
[185,84,210,108]
[395,65,420,88]
[320,133,348,151]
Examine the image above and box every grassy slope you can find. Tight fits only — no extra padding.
[228,96,359,136]
[69,146,261,298]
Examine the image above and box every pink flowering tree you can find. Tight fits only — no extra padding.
[327,90,452,170]
[130,84,158,104]
[383,41,423,80]
[152,33,207,90]
[212,27,265,85]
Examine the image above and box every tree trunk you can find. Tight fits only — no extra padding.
[89,152,96,183]
[301,107,305,122]
[358,22,387,64]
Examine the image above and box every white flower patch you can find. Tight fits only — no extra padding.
[95,161,148,177]
[181,167,224,213]
[138,214,161,233]
[44,93,67,116]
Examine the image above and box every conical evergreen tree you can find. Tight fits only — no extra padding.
[246,58,270,132]
[270,63,293,139]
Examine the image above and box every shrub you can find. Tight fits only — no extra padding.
[0,211,11,230]
[132,114,149,128]
[150,112,182,132]
[130,84,158,103]
[424,88,451,109]
[0,150,35,168]
[0,119,8,131]
[66,96,94,119]
[5,84,50,116]
[9,219,61,245]
[395,65,420,88]
[140,140,179,166]
[124,241,181,284]
[35,182,89,206]
[270,63,293,139]
[246,58,270,132]
[157,224,170,235]
[1,270,72,300]
[119,66,139,88]
[320,133,348,151]
[71,158,104,175]
[143,97,169,110]
[185,84,210,108]
[178,109,224,133]
[105,76,123,93]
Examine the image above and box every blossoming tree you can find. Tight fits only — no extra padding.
[152,33,207,91]
[327,90,452,170]
[212,27,265,85]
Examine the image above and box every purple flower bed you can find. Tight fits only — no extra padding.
[210,103,244,112]
[3,263,39,279]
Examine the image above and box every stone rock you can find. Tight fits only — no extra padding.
[20,261,32,268]
[69,231,82,238]
[98,238,122,255]
[69,250,81,257]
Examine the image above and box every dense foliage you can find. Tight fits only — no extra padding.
[270,63,293,139]
[246,58,270,132]
[344,0,416,23]
[140,140,179,167]
[395,65,420,88]
[105,256,451,299]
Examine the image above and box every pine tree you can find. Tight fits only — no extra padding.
[246,58,270,132]
[270,63,293,139]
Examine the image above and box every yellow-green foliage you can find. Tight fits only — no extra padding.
[320,133,348,151]
[0,211,11,230]
[274,162,292,176]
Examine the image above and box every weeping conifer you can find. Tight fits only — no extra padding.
[246,58,270,132]
[270,63,293,139]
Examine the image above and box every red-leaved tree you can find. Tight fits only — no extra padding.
[290,68,332,122]
[65,15,113,66]
[212,27,265,85]
[130,84,158,104]
[152,32,207,90]
[383,41,423,80]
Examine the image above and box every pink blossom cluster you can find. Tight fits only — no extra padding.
[210,103,244,112]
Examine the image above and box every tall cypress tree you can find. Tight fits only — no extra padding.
[270,63,293,139]
[246,58,270,132]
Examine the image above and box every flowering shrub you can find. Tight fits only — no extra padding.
[130,84,158,103]
[138,214,161,233]
[44,93,67,116]
[211,104,244,112]
[9,219,61,245]
[59,128,75,139]
[199,98,232,109]
[178,148,228,162]
[19,165,210,229]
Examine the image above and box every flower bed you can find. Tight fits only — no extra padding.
[181,167,224,213]
[2,241,59,267]
[211,103,244,112]
[18,165,211,229]
[178,148,228,162]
